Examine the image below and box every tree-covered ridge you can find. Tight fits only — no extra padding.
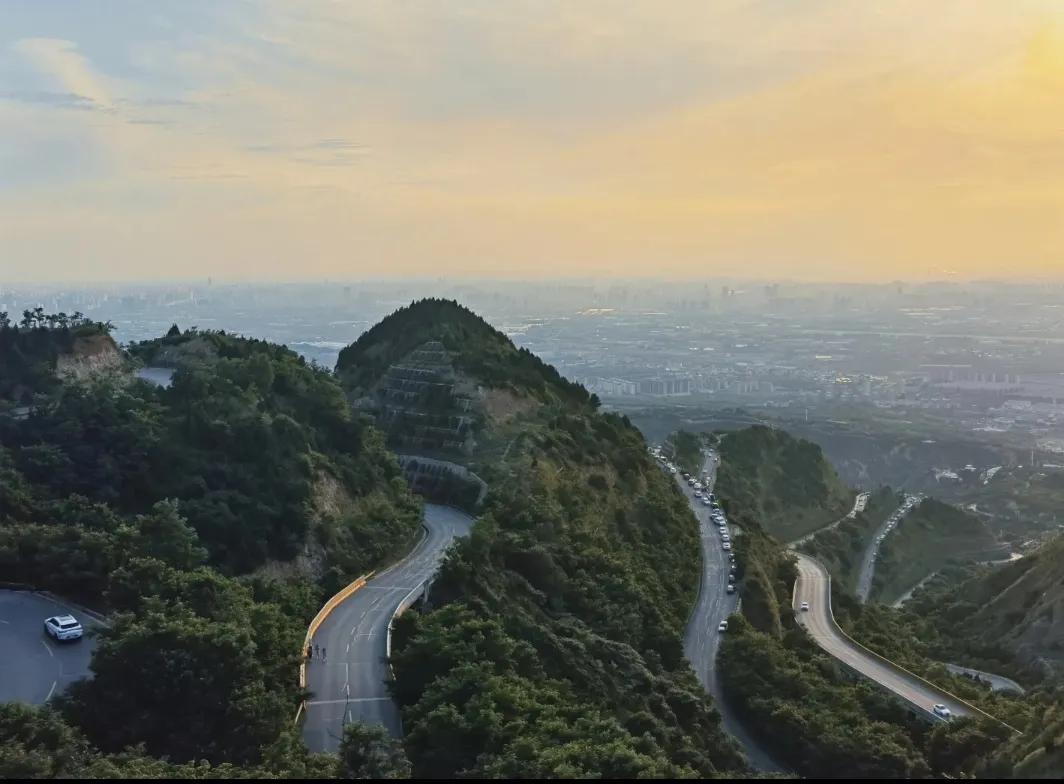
[904,531,1064,674]
[335,298,595,408]
[870,498,1006,605]
[0,309,116,403]
[835,544,1064,778]
[389,409,744,775]
[0,324,429,773]
[715,424,853,542]
[2,328,421,580]
[664,429,705,475]
[127,324,311,369]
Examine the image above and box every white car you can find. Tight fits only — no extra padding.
[722,542,731,551]
[726,584,736,594]
[717,620,729,632]
[44,615,83,642]
[721,533,730,542]
[702,498,712,506]
[932,704,952,720]
[800,601,810,612]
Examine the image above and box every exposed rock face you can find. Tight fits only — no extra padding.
[54,335,125,381]
[256,471,355,583]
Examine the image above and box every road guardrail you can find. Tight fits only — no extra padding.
[294,570,374,725]
[793,554,1020,734]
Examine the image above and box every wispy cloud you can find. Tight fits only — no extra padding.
[0,89,102,111]
[2,2,1064,282]
[245,138,369,166]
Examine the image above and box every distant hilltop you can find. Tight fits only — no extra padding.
[335,298,597,457]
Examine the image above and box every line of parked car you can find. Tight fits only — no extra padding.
[872,494,925,549]
[650,446,740,634]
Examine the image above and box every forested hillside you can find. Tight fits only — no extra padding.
[870,499,1006,605]
[907,533,1064,673]
[336,298,592,408]
[0,320,421,775]
[714,425,853,542]
[712,427,1041,779]
[0,309,120,403]
[357,301,745,777]
[3,326,421,582]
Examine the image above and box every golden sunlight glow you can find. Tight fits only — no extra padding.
[2,2,1063,281]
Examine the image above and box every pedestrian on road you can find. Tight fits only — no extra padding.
[306,644,313,661]
[322,647,326,662]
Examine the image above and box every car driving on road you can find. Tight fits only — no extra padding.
[800,601,810,612]
[44,615,83,642]
[932,704,952,719]
[717,620,728,632]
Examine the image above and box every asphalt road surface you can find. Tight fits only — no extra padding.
[793,554,972,720]
[0,591,97,705]
[945,664,1024,695]
[855,495,920,602]
[302,504,473,753]
[679,455,784,773]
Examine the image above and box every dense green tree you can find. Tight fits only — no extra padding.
[0,703,93,779]
[62,599,294,764]
[337,723,411,779]
[127,499,208,570]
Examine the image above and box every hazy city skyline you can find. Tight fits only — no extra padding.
[3,1,1063,283]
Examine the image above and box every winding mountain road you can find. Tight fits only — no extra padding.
[793,553,975,721]
[679,455,784,773]
[855,495,921,602]
[302,504,473,753]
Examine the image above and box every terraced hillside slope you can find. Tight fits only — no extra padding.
[342,300,745,777]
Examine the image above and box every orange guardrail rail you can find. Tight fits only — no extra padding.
[294,570,374,725]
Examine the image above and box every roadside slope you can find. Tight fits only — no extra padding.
[870,498,1006,605]
[715,425,853,542]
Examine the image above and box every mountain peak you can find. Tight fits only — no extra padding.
[335,298,595,456]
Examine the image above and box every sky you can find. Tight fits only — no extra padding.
[2,1,1063,283]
